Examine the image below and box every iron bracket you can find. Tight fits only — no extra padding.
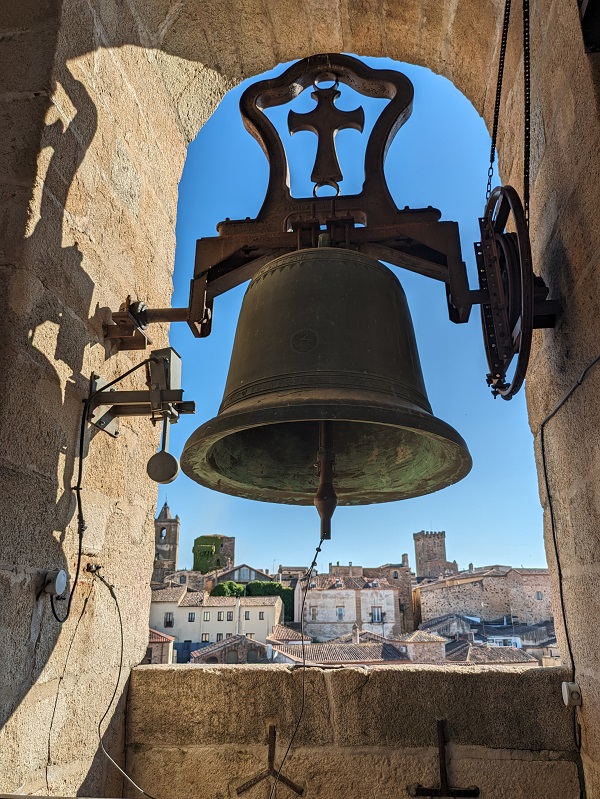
[87,348,195,439]
[407,719,480,798]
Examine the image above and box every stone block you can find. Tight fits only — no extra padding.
[0,95,49,183]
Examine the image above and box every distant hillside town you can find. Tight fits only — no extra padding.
[147,502,558,670]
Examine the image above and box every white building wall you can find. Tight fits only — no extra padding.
[360,588,397,635]
[150,596,283,645]
[149,600,203,642]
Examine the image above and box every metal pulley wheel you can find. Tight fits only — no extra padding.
[476,185,534,399]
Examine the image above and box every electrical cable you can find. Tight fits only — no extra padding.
[45,582,94,792]
[268,536,326,799]
[539,353,600,799]
[93,568,159,799]
[539,353,600,679]
[50,357,156,624]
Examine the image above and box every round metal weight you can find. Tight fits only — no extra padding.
[147,450,180,484]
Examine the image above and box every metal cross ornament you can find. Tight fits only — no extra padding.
[288,82,364,192]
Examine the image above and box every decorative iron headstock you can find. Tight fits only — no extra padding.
[228,53,415,231]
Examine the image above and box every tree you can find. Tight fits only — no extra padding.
[245,581,294,622]
[210,580,245,597]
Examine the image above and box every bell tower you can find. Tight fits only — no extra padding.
[152,501,180,584]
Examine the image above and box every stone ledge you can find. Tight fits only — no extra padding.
[128,664,576,752]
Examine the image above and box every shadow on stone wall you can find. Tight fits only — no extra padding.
[0,62,98,761]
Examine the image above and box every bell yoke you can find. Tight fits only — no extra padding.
[104,53,557,535]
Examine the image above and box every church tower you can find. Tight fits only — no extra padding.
[152,501,180,584]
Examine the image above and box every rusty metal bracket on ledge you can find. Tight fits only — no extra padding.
[407,719,479,798]
[235,725,304,796]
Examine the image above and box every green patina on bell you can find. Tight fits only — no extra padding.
[181,248,471,505]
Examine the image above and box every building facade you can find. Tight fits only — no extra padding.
[328,561,415,632]
[414,567,553,626]
[149,586,283,650]
[192,534,235,573]
[152,501,180,584]
[296,574,403,641]
[413,531,458,579]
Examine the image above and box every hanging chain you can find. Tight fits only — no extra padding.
[487,0,512,200]
[486,0,532,228]
[523,0,531,226]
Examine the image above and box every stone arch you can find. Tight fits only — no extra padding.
[2,0,600,795]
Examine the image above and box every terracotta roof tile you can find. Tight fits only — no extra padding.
[306,574,394,591]
[203,596,280,607]
[179,591,206,607]
[268,624,311,642]
[150,586,187,603]
[328,630,387,644]
[190,635,268,659]
[445,641,538,664]
[272,642,409,664]
[397,630,447,643]
[149,627,175,643]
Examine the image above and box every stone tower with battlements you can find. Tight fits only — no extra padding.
[152,501,180,584]
[413,530,458,580]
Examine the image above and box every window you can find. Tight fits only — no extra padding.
[188,612,195,622]
[203,611,210,621]
[217,611,224,621]
[245,611,250,620]
[180,575,187,584]
[393,571,399,579]
[310,607,317,620]
[201,633,210,642]
[160,528,167,540]
[240,567,250,581]
[216,633,223,642]
[259,611,264,620]
[536,591,543,600]
[371,606,382,623]
[227,611,234,621]
[247,632,254,639]
[247,649,258,663]
[164,612,174,628]
[226,632,233,638]
[336,606,344,620]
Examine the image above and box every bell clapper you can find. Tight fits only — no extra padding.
[314,420,337,540]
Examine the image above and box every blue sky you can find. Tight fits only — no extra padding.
[158,57,545,574]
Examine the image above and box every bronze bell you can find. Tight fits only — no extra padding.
[181,248,471,506]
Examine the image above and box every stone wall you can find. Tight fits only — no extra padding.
[125,665,579,799]
[2,0,600,793]
[507,571,554,624]
[417,572,553,626]
[413,531,457,578]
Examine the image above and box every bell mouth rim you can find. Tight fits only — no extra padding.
[181,402,472,506]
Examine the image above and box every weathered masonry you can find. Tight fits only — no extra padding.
[1,0,599,795]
